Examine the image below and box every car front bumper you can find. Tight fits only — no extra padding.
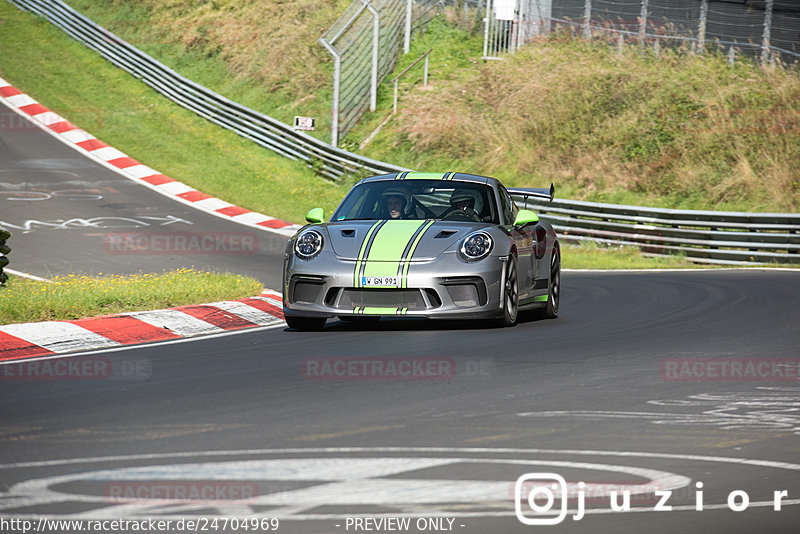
[283,254,507,320]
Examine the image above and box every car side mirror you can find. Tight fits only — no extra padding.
[513,209,539,228]
[305,207,324,224]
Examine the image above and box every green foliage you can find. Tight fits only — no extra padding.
[0,270,262,324]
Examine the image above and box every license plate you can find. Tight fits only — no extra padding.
[361,276,399,286]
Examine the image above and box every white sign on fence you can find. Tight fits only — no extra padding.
[495,0,516,21]
[293,116,316,131]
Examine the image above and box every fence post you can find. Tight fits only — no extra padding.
[482,0,491,58]
[318,38,341,147]
[761,0,774,65]
[404,0,412,54]
[728,45,735,67]
[583,0,592,40]
[638,0,648,47]
[697,0,708,53]
[362,1,380,113]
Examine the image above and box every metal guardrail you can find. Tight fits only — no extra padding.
[509,190,800,265]
[10,0,799,265]
[9,0,408,182]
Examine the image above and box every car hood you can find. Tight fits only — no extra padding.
[325,220,491,261]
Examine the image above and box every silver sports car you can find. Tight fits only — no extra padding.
[282,172,560,330]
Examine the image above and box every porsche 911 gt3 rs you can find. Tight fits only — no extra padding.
[282,172,560,330]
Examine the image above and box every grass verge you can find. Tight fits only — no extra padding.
[0,269,262,325]
[561,242,712,270]
[1,5,792,272]
[0,2,350,223]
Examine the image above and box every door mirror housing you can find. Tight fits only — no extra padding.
[305,207,324,224]
[513,209,539,228]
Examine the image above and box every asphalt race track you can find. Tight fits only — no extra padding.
[2,102,800,534]
[0,99,286,287]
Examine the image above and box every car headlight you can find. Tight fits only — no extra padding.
[459,231,493,261]
[294,230,323,259]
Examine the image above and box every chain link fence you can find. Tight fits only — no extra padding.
[483,0,800,63]
[319,0,485,147]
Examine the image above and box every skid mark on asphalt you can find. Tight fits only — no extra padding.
[517,387,800,434]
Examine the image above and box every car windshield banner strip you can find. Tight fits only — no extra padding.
[396,172,452,180]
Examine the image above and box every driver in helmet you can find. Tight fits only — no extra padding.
[444,188,482,221]
[380,187,412,219]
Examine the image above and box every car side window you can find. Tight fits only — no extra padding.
[498,185,517,226]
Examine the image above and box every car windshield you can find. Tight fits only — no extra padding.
[331,180,499,224]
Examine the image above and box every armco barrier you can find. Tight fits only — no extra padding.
[9,0,408,182]
[9,0,799,266]
[509,190,800,266]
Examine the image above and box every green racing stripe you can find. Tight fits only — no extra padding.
[354,221,384,288]
[354,220,432,287]
[398,219,435,288]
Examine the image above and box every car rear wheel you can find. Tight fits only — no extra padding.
[285,316,327,331]
[498,254,519,327]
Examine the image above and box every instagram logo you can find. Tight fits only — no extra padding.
[514,473,568,525]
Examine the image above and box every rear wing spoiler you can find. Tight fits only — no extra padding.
[506,183,555,204]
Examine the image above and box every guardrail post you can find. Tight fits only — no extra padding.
[0,230,10,286]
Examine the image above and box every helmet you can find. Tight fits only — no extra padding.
[381,187,412,217]
[449,188,483,213]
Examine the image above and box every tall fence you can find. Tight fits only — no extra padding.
[8,0,407,181]
[483,0,800,63]
[7,0,800,265]
[320,0,485,146]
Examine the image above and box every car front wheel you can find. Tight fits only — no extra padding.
[498,254,519,327]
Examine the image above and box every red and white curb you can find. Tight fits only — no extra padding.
[0,77,302,237]
[0,290,284,361]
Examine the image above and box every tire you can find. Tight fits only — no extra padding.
[535,243,560,319]
[285,316,327,331]
[498,253,519,327]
